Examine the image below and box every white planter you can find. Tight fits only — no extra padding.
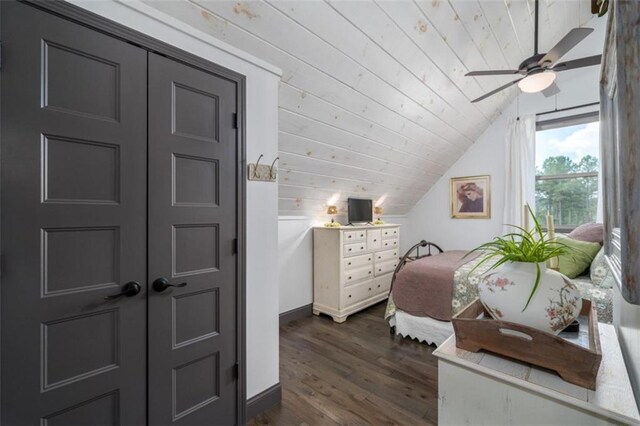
[478,261,582,335]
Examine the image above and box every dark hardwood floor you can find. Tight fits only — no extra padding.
[249,301,439,425]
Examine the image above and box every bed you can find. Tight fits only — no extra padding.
[385,241,614,346]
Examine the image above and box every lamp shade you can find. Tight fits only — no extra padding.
[374,206,383,215]
[518,71,556,93]
[327,205,338,215]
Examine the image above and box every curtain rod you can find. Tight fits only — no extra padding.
[516,101,600,121]
[535,101,600,117]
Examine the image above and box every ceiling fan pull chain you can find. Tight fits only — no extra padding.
[578,0,581,28]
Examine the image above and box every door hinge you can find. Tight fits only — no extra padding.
[232,238,238,255]
[232,112,238,129]
[234,363,239,379]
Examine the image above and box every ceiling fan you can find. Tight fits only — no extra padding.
[466,0,602,103]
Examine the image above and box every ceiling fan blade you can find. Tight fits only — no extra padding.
[465,70,521,76]
[552,55,602,71]
[538,28,594,67]
[542,82,561,97]
[471,78,524,103]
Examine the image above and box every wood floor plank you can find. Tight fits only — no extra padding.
[249,301,440,425]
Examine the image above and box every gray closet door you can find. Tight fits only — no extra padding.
[0,2,147,424]
[147,53,239,425]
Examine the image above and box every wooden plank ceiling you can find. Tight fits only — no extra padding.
[144,0,596,216]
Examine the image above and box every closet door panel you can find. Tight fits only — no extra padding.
[0,2,147,424]
[147,53,239,425]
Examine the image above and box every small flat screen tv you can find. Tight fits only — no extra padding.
[348,198,372,224]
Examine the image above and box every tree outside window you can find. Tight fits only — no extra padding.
[535,119,600,231]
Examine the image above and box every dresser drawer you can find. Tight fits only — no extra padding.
[344,265,373,285]
[381,238,399,249]
[344,253,373,270]
[382,227,400,239]
[375,248,399,262]
[367,229,381,250]
[344,242,367,257]
[342,280,375,308]
[344,230,366,243]
[375,259,398,276]
[373,273,393,294]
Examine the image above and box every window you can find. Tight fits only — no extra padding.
[535,112,600,231]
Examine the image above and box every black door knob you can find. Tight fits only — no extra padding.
[104,281,142,300]
[153,277,187,292]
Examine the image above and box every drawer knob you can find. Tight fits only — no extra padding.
[348,262,352,265]
[377,284,381,288]
[348,276,352,280]
[368,271,371,274]
[360,246,364,249]
[368,287,372,291]
[348,295,352,298]
[378,269,382,272]
[374,239,377,242]
[368,258,371,261]
[348,235,352,238]
[348,248,352,251]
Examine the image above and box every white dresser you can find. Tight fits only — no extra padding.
[312,225,400,323]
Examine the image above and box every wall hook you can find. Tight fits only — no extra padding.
[253,154,264,179]
[269,156,279,180]
[248,155,277,182]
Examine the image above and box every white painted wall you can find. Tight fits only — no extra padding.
[278,217,314,314]
[403,66,602,251]
[69,0,282,399]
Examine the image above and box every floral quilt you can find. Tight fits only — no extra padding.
[386,251,614,324]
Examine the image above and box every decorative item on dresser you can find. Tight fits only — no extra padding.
[373,206,385,225]
[324,205,340,228]
[313,225,400,323]
[469,205,581,334]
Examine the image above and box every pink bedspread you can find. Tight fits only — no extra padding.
[391,250,475,321]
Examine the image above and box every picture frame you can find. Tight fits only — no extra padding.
[451,175,491,219]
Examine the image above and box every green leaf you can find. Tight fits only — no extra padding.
[522,263,541,312]
[468,203,570,311]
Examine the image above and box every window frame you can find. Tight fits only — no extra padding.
[535,111,600,233]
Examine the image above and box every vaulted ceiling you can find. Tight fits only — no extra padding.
[145,0,600,216]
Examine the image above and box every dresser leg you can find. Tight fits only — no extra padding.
[332,315,347,323]
[312,309,320,316]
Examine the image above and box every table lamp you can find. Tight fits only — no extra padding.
[325,205,341,227]
[373,206,385,225]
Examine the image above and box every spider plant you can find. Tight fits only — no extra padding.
[466,204,569,312]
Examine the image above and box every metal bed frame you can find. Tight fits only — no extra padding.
[388,240,443,334]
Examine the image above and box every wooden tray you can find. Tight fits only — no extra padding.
[452,298,602,390]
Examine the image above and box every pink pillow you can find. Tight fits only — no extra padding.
[568,223,604,245]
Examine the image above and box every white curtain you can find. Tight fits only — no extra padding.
[503,114,536,233]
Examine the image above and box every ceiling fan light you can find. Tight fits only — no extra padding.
[518,71,557,93]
